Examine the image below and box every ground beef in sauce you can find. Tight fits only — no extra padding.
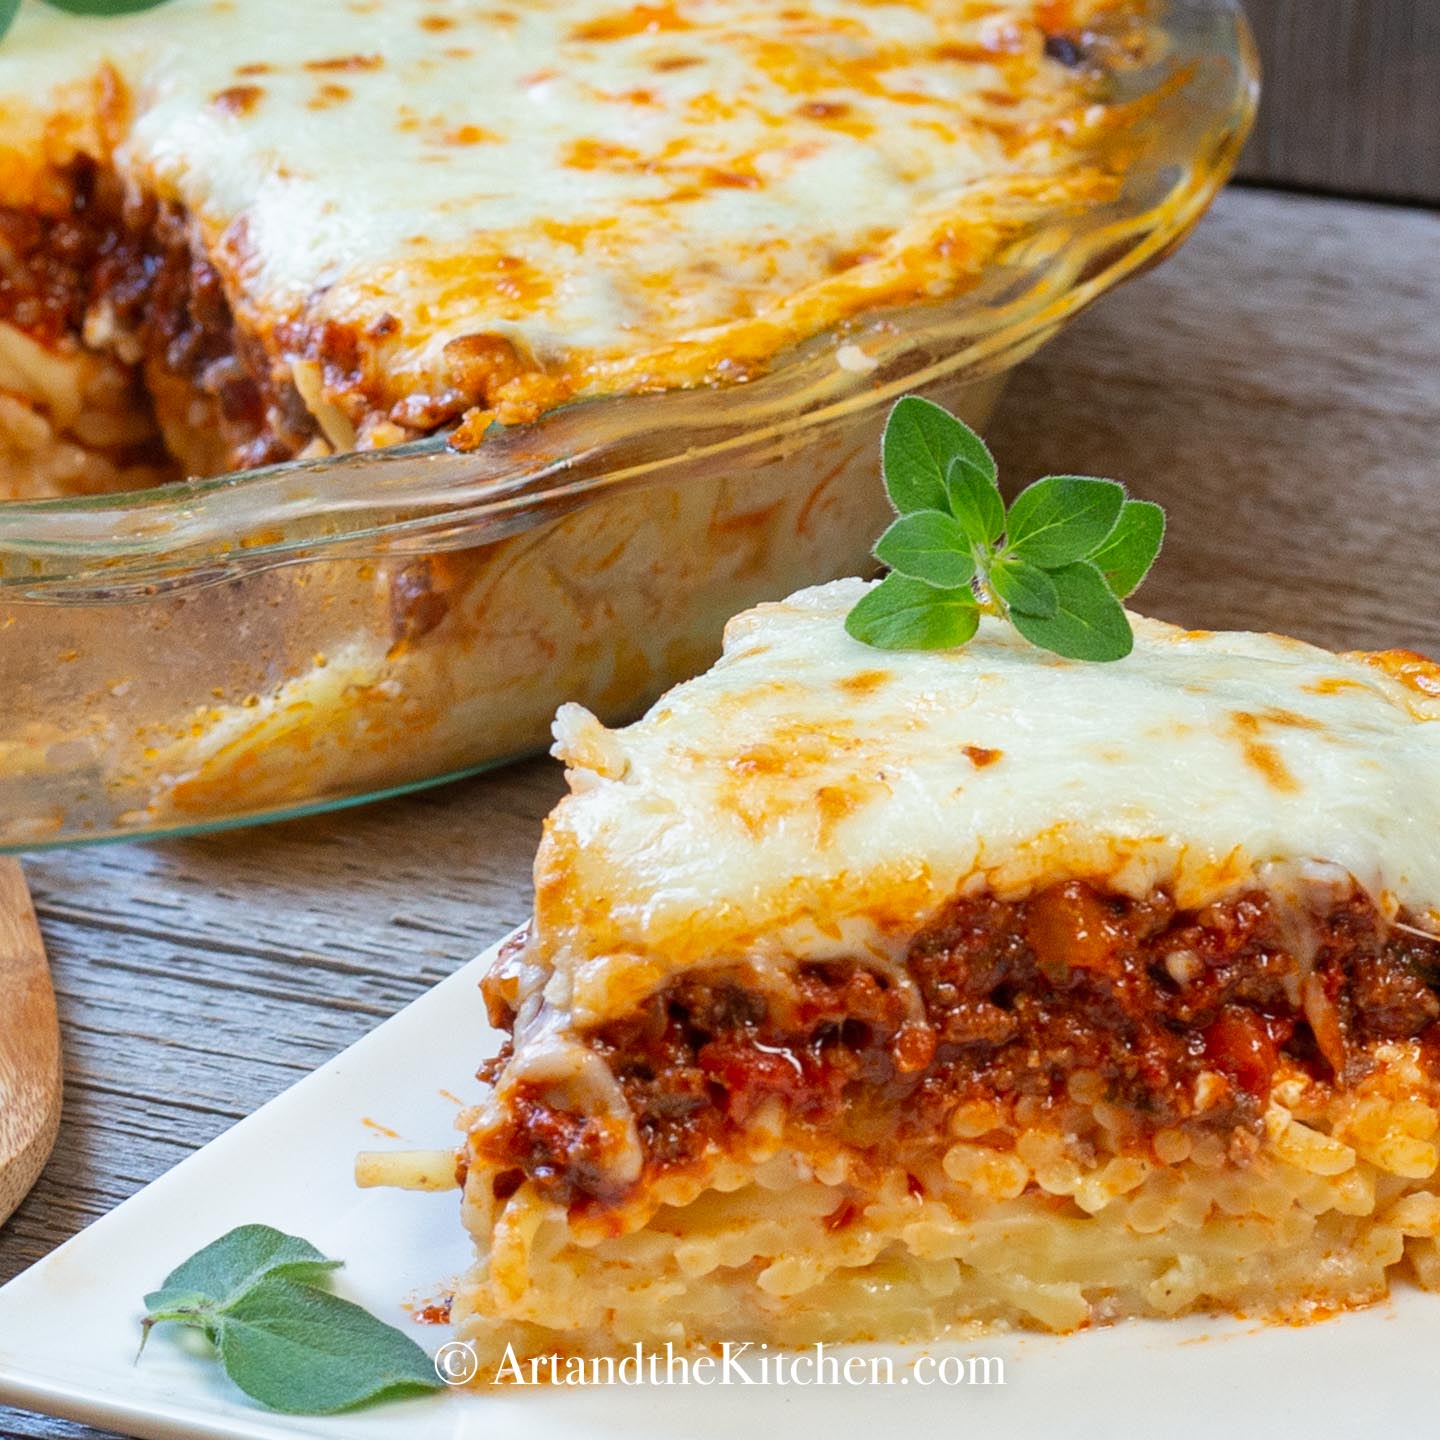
[2,160,562,478]
[0,157,316,470]
[477,882,1440,1208]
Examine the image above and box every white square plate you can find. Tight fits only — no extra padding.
[0,932,1432,1439]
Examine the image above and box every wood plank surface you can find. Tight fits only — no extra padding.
[1237,0,1440,203]
[1,184,1437,1437]
[0,860,61,1226]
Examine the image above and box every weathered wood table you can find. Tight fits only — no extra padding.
[2,184,1437,1437]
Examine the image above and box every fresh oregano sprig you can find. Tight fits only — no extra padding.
[845,395,1164,661]
[0,0,176,44]
[139,1224,444,1415]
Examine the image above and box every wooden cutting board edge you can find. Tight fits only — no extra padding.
[0,858,62,1227]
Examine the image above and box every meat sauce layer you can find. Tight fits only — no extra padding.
[0,157,317,470]
[479,882,1440,1208]
[1,159,562,478]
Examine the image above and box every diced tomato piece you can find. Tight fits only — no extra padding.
[1202,1006,1278,1098]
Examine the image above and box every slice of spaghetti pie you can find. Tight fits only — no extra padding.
[454,578,1440,1368]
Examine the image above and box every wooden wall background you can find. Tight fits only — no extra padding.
[1237,0,1440,203]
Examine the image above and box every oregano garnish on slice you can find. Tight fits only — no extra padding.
[845,395,1164,662]
[1,0,177,45]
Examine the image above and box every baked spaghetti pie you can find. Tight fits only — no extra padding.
[0,0,1150,497]
[436,579,1440,1371]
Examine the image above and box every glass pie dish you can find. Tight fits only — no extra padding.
[0,0,1257,850]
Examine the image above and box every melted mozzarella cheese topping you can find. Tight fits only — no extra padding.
[530,578,1440,1034]
[0,0,1131,408]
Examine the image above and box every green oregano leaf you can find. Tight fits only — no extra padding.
[140,1225,443,1414]
[41,0,177,15]
[3,1,181,47]
[1090,498,1165,598]
[989,556,1058,618]
[845,573,979,650]
[881,394,996,514]
[945,455,1005,547]
[144,1224,342,1320]
[873,511,976,588]
[1004,475,1125,567]
[1007,561,1135,661]
[846,395,1165,661]
[214,1279,442,1415]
